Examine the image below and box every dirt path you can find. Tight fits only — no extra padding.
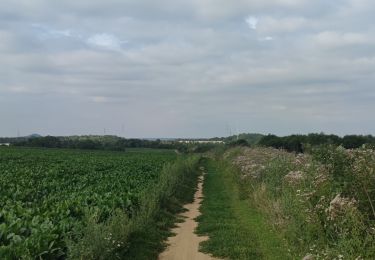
[158,174,218,260]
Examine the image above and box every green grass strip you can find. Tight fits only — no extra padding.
[196,159,292,260]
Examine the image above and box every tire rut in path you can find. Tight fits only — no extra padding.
[158,174,219,260]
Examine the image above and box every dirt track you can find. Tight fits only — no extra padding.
[158,175,218,260]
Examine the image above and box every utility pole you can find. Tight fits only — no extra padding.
[236,122,239,141]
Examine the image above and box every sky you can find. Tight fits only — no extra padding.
[1,0,375,138]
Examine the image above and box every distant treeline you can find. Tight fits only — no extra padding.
[258,133,375,153]
[0,137,29,143]
[11,136,186,151]
[5,133,374,153]
[209,133,264,146]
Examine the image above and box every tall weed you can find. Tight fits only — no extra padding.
[228,146,375,259]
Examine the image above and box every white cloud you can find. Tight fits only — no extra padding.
[86,33,125,51]
[313,31,370,48]
[245,16,258,30]
[31,24,127,52]
[259,36,274,41]
[257,16,307,34]
[32,24,76,39]
[51,30,73,38]
[190,0,312,20]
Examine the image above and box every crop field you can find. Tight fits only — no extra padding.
[0,147,177,259]
[4,142,375,259]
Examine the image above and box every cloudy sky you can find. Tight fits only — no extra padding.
[1,0,374,138]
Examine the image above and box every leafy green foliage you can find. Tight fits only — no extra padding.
[0,147,176,259]
[227,139,249,147]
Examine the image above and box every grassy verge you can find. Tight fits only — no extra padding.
[68,156,201,259]
[226,146,375,259]
[196,158,291,260]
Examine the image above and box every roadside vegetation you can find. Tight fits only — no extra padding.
[196,158,291,259]
[223,146,375,259]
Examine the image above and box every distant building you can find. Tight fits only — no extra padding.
[178,140,224,144]
[0,143,10,146]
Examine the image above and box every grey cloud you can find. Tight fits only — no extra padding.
[0,0,375,137]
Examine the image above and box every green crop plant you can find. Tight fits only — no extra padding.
[0,147,186,259]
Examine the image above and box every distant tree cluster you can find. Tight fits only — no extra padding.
[0,137,29,143]
[227,139,250,147]
[258,133,375,153]
[209,133,264,146]
[12,136,186,152]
